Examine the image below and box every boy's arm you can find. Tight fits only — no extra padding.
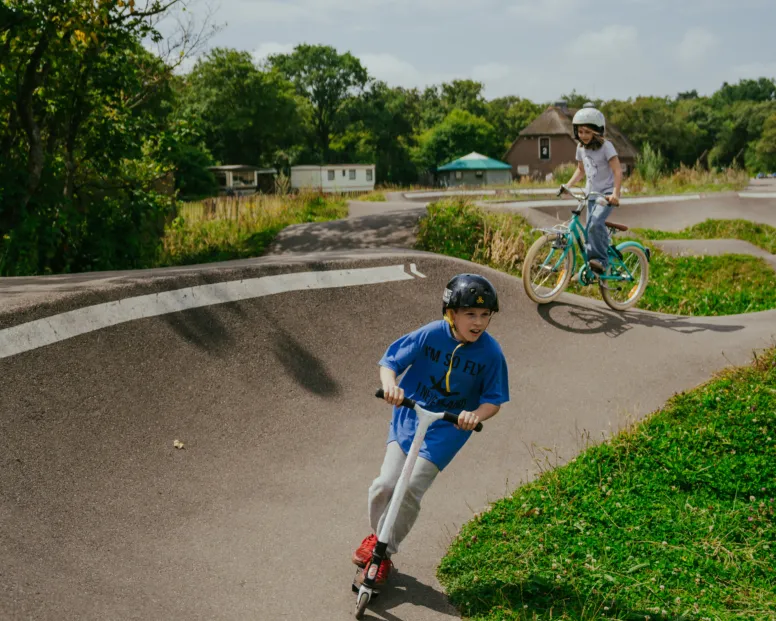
[456,403,501,431]
[380,365,404,406]
[608,156,622,205]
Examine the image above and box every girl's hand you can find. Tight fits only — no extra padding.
[606,194,620,206]
[456,410,481,431]
[382,385,405,406]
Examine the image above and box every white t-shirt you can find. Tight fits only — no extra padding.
[576,140,618,195]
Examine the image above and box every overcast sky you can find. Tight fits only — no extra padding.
[166,0,775,102]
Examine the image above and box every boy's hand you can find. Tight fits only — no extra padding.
[382,385,405,406]
[606,194,620,206]
[456,410,481,431]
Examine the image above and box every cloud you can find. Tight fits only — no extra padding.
[566,24,640,61]
[359,53,453,89]
[731,61,776,80]
[509,0,584,22]
[472,63,511,82]
[677,27,717,67]
[252,42,296,64]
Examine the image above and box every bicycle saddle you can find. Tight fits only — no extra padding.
[605,221,629,231]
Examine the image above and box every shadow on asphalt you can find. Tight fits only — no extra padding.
[271,326,341,397]
[162,305,239,352]
[269,211,424,255]
[537,301,745,338]
[363,570,458,620]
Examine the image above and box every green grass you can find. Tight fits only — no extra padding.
[156,194,347,267]
[417,201,776,316]
[356,190,387,202]
[438,347,776,620]
[633,220,776,255]
[564,243,776,316]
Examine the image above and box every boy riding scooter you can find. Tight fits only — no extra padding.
[353,273,510,588]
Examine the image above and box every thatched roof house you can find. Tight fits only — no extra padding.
[504,102,639,179]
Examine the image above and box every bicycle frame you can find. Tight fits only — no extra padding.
[532,186,639,284]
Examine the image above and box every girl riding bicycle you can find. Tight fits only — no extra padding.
[564,103,623,274]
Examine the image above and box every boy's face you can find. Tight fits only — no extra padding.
[450,308,492,343]
[577,126,595,144]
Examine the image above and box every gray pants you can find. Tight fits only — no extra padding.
[585,198,614,267]
[369,441,439,555]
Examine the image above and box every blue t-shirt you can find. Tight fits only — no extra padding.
[378,320,510,471]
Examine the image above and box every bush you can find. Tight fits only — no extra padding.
[636,142,666,184]
[0,159,175,276]
[552,161,577,184]
[415,199,484,260]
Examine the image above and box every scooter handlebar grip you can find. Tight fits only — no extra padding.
[375,389,416,410]
[443,412,483,432]
[374,390,482,431]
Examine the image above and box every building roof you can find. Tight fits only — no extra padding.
[291,164,375,170]
[509,105,639,160]
[437,152,512,172]
[208,165,277,174]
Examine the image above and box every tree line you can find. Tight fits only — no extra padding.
[2,0,775,275]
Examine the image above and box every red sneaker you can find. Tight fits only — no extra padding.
[355,558,393,586]
[352,534,377,567]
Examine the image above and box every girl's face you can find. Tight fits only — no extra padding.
[450,308,492,343]
[577,126,595,144]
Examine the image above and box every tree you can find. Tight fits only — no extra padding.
[754,113,776,171]
[0,0,213,275]
[713,78,776,104]
[709,101,776,168]
[268,44,370,162]
[440,79,488,118]
[413,109,501,173]
[486,96,543,152]
[333,81,421,183]
[181,48,303,167]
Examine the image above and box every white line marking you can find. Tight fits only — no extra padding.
[409,263,427,278]
[0,265,417,360]
[739,192,776,198]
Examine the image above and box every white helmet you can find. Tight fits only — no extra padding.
[572,102,605,140]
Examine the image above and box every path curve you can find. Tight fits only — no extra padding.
[2,191,776,621]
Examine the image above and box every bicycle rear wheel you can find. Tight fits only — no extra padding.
[523,234,573,304]
[600,246,649,311]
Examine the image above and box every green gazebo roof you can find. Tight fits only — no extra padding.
[437,152,511,172]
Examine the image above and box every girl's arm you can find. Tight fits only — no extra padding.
[608,156,622,205]
[565,160,585,188]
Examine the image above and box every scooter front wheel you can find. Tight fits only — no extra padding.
[354,591,370,619]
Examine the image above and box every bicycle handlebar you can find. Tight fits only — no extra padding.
[374,389,483,432]
[557,184,609,203]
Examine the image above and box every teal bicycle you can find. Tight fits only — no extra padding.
[522,185,651,311]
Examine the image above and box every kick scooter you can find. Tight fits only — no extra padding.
[352,389,483,619]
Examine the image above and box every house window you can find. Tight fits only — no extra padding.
[539,137,550,160]
[475,171,483,178]
[455,171,463,180]
[349,169,356,180]
[342,169,346,177]
[366,169,373,182]
[327,170,335,181]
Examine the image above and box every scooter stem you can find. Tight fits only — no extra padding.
[377,410,433,545]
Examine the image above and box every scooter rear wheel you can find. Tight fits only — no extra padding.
[354,592,369,619]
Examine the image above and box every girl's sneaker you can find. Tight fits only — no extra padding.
[352,534,378,566]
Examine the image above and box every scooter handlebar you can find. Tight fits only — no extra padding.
[374,389,483,432]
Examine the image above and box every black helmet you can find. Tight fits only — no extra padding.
[442,273,499,314]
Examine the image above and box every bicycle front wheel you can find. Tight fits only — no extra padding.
[522,234,573,304]
[600,246,649,311]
